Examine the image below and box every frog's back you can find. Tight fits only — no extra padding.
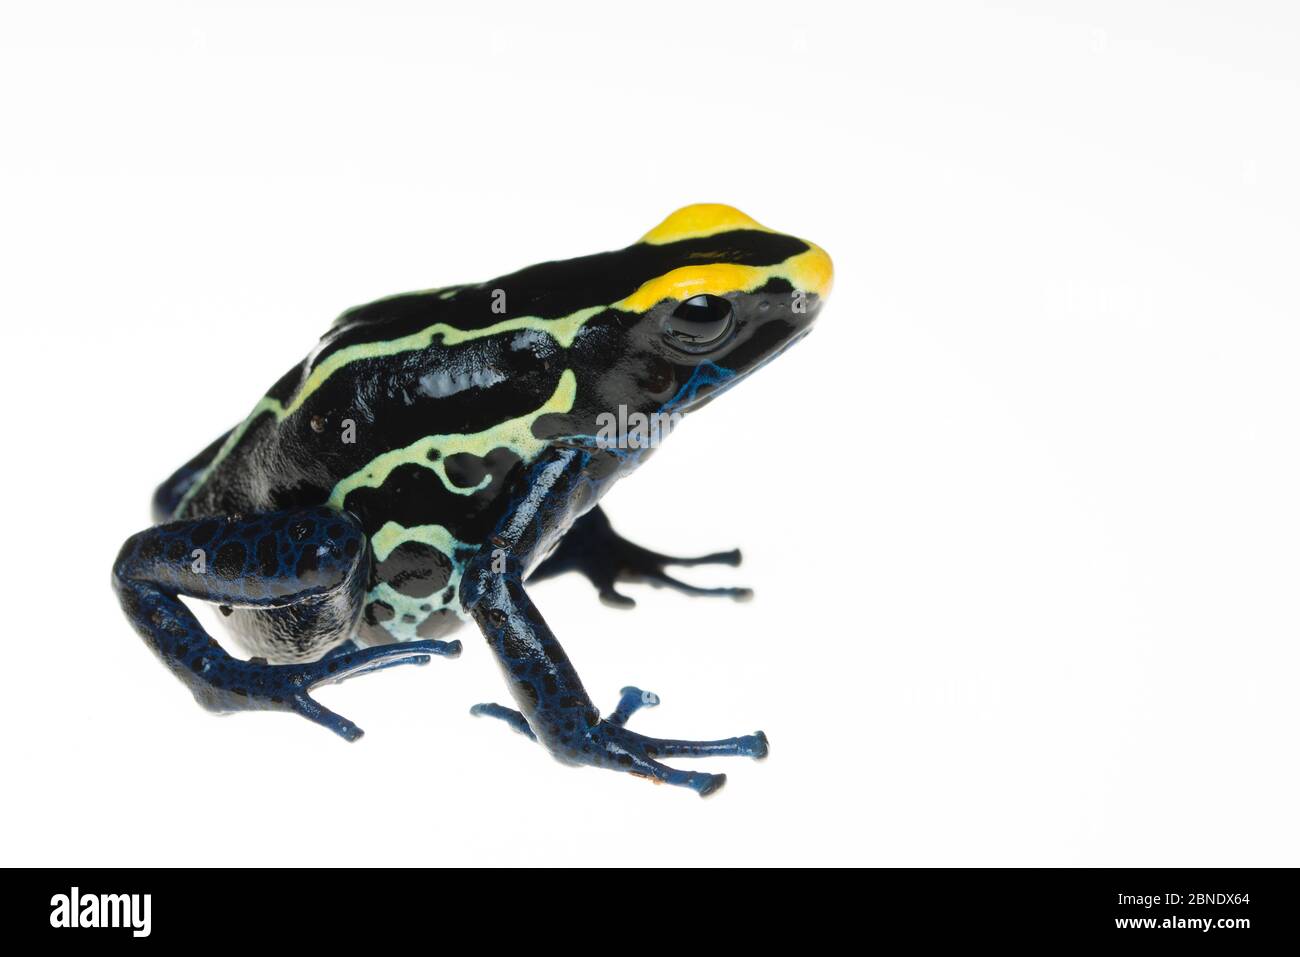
[168,282,582,645]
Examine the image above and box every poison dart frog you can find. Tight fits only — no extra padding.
[112,204,833,796]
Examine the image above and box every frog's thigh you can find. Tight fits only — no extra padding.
[111,506,456,739]
[119,506,369,626]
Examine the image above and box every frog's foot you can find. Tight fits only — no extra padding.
[529,505,751,609]
[468,702,536,740]
[267,639,456,741]
[470,686,768,797]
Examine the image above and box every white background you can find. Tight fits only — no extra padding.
[1,1,1297,867]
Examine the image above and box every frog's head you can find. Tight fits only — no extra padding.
[554,204,833,441]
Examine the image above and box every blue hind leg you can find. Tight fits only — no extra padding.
[112,506,459,740]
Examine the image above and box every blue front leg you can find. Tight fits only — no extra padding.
[529,505,751,608]
[462,449,768,797]
[112,506,459,741]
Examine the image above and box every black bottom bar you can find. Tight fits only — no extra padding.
[8,867,1289,946]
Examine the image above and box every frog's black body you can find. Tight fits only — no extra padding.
[113,205,832,796]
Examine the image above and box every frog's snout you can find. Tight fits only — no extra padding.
[779,238,832,344]
[790,240,834,310]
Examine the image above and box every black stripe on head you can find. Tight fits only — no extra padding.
[312,230,810,365]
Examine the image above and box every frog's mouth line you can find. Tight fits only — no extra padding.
[674,327,813,414]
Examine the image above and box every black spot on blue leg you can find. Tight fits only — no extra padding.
[295,547,318,579]
[256,535,277,575]
[214,542,246,578]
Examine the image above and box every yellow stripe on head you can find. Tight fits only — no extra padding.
[622,203,835,310]
[639,204,773,244]
[616,263,769,312]
[782,243,834,300]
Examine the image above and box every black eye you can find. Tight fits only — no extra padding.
[665,295,734,350]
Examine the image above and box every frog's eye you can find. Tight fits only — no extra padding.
[665,294,733,350]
